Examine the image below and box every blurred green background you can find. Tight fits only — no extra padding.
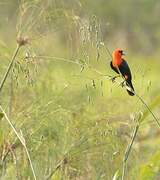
[0,0,160,179]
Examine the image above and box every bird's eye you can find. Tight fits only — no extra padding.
[119,50,123,53]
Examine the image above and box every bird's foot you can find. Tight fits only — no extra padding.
[120,80,126,87]
[110,75,120,82]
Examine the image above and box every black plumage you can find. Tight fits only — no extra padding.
[110,59,135,96]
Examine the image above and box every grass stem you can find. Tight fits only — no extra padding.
[0,105,37,180]
[0,44,20,93]
[122,123,139,180]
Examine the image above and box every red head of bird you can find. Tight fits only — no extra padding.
[112,48,124,67]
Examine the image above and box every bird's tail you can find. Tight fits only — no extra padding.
[126,80,135,96]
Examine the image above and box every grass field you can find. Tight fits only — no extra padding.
[0,1,160,180]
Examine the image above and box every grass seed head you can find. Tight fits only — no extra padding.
[17,36,29,46]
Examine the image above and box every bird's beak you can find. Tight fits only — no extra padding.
[122,51,125,56]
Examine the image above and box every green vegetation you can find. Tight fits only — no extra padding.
[0,0,160,179]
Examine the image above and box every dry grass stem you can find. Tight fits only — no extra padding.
[0,106,37,180]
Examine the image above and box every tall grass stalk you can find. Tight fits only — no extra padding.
[0,106,37,180]
[45,158,65,180]
[136,94,160,127]
[0,44,20,93]
[122,123,139,180]
[9,73,14,117]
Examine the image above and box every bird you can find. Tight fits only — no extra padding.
[110,48,135,96]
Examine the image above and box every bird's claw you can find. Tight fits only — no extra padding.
[111,77,116,82]
[120,80,126,87]
[110,75,120,82]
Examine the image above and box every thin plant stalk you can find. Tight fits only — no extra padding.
[9,72,14,117]
[0,105,37,180]
[122,123,139,180]
[0,44,20,93]
[136,94,160,127]
[9,144,21,180]
[45,158,65,180]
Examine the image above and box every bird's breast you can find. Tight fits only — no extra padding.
[112,58,122,67]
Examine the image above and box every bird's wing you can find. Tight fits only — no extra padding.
[110,61,119,74]
[119,59,132,79]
